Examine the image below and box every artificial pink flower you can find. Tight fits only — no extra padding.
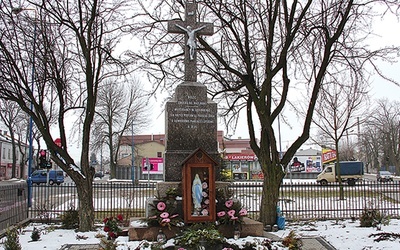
[201,209,209,215]
[204,199,210,204]
[202,182,208,189]
[217,211,226,217]
[225,200,234,208]
[160,212,169,219]
[230,216,238,220]
[227,209,236,217]
[161,218,171,223]
[202,191,208,197]
[157,202,166,211]
[239,208,248,216]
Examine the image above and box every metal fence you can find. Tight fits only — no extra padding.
[26,180,400,223]
[28,182,157,222]
[230,180,400,220]
[0,182,28,232]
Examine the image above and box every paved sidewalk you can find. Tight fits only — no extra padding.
[60,233,336,250]
[60,244,101,250]
[264,232,336,250]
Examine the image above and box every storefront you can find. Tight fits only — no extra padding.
[223,154,263,180]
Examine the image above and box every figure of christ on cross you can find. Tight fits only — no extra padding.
[167,1,214,82]
[175,24,207,61]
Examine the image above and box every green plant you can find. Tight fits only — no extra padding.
[360,207,390,228]
[282,230,302,250]
[3,227,21,250]
[61,205,79,229]
[30,227,41,241]
[165,187,177,197]
[174,223,225,249]
[103,214,123,239]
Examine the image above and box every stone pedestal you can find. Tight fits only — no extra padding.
[128,218,181,241]
[218,217,264,238]
[164,82,219,182]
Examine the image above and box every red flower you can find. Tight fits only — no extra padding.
[108,232,117,239]
[103,218,109,223]
[104,226,110,232]
[117,214,123,221]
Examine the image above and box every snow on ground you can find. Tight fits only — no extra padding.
[272,219,400,250]
[1,219,399,249]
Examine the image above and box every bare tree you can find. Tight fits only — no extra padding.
[131,0,400,225]
[313,71,368,198]
[0,0,134,231]
[0,100,23,178]
[363,99,400,174]
[91,78,150,179]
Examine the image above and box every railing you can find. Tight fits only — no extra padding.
[230,180,400,220]
[0,182,28,232]
[26,180,400,224]
[28,182,157,222]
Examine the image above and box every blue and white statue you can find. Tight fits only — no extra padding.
[192,174,202,215]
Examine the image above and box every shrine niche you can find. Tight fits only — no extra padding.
[182,148,217,223]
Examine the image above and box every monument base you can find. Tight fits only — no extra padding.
[128,218,181,241]
[218,217,264,238]
[128,217,263,241]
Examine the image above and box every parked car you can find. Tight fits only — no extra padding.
[94,171,104,178]
[30,170,65,185]
[377,171,394,182]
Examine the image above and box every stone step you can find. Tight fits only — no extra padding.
[128,217,263,241]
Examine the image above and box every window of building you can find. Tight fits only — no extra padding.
[2,148,4,159]
[157,152,162,158]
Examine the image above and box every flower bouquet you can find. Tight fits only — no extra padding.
[216,199,247,226]
[146,200,183,229]
[103,214,123,239]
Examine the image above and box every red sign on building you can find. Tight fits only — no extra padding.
[224,154,256,161]
[322,148,337,164]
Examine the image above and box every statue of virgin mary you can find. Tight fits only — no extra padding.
[192,174,202,214]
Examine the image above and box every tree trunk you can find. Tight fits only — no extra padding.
[259,160,285,226]
[76,178,95,231]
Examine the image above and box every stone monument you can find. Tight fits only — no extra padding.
[164,0,218,182]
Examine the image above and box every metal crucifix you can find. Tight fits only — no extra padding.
[168,0,214,82]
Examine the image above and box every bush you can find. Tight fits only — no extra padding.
[360,207,390,228]
[3,227,21,250]
[61,206,80,229]
[174,223,225,249]
[30,227,41,241]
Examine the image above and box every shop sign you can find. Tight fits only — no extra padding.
[224,154,256,161]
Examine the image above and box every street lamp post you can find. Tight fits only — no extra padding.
[12,7,37,207]
[131,122,135,184]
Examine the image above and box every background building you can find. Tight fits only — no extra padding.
[118,132,322,180]
[0,130,28,180]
